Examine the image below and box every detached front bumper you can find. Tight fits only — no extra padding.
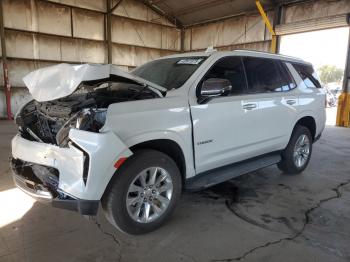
[11,129,132,215]
[12,171,53,201]
[11,161,99,215]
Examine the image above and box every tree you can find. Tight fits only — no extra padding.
[318,65,343,84]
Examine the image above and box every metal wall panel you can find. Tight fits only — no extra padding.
[221,16,246,46]
[161,27,181,51]
[2,0,179,65]
[0,0,181,117]
[3,0,72,35]
[186,13,271,51]
[36,0,71,36]
[113,0,174,27]
[37,34,62,60]
[3,0,33,31]
[111,16,179,51]
[276,14,349,35]
[284,0,350,24]
[4,30,107,63]
[276,0,350,35]
[0,87,32,119]
[47,0,106,12]
[244,14,265,43]
[5,31,35,60]
[112,16,162,49]
[72,8,104,40]
[112,43,177,67]
[60,38,81,62]
[79,40,106,63]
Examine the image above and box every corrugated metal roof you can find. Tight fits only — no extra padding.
[143,0,308,27]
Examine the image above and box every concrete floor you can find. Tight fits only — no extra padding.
[1,119,350,262]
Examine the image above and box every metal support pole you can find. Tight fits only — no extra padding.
[336,24,350,127]
[255,0,277,53]
[180,29,185,52]
[106,0,123,64]
[107,0,112,64]
[273,5,283,54]
[0,0,12,119]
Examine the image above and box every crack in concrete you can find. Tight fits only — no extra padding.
[92,218,123,261]
[212,180,350,261]
[92,218,121,246]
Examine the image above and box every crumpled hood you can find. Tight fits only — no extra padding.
[23,63,166,102]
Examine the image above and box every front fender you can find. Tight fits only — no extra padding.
[68,129,132,200]
[124,130,196,178]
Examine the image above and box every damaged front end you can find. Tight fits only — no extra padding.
[15,81,157,147]
[11,63,161,215]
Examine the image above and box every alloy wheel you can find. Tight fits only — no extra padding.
[293,134,310,168]
[126,167,173,223]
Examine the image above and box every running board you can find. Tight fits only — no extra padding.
[185,153,281,191]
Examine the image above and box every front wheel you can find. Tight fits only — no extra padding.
[278,125,313,174]
[102,149,182,235]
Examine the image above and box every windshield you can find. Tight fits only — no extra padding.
[132,57,207,90]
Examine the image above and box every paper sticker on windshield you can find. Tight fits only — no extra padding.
[177,59,203,65]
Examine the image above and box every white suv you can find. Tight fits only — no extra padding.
[11,50,326,234]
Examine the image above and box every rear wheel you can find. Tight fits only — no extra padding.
[102,149,182,234]
[278,125,312,174]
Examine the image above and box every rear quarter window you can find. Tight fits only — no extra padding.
[292,63,321,88]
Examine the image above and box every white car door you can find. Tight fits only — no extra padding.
[190,56,298,174]
[190,56,264,173]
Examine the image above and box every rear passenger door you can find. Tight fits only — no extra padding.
[242,56,299,153]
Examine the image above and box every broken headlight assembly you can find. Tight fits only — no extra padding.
[56,108,107,146]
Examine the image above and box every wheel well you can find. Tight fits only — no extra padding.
[295,116,316,140]
[130,139,186,182]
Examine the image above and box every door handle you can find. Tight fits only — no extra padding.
[286,99,296,105]
[242,103,257,110]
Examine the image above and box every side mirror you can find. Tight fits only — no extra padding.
[200,78,232,97]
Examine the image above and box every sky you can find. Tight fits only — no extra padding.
[279,27,349,71]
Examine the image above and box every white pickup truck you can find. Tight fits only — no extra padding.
[11,50,326,234]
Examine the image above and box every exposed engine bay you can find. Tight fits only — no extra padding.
[15,82,159,147]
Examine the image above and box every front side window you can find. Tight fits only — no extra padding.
[200,56,247,96]
[132,56,207,90]
[292,63,321,88]
[243,57,292,93]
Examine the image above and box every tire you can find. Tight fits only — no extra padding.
[278,125,313,175]
[101,149,182,235]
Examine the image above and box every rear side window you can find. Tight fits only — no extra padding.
[292,63,321,88]
[243,57,293,93]
[279,62,297,90]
